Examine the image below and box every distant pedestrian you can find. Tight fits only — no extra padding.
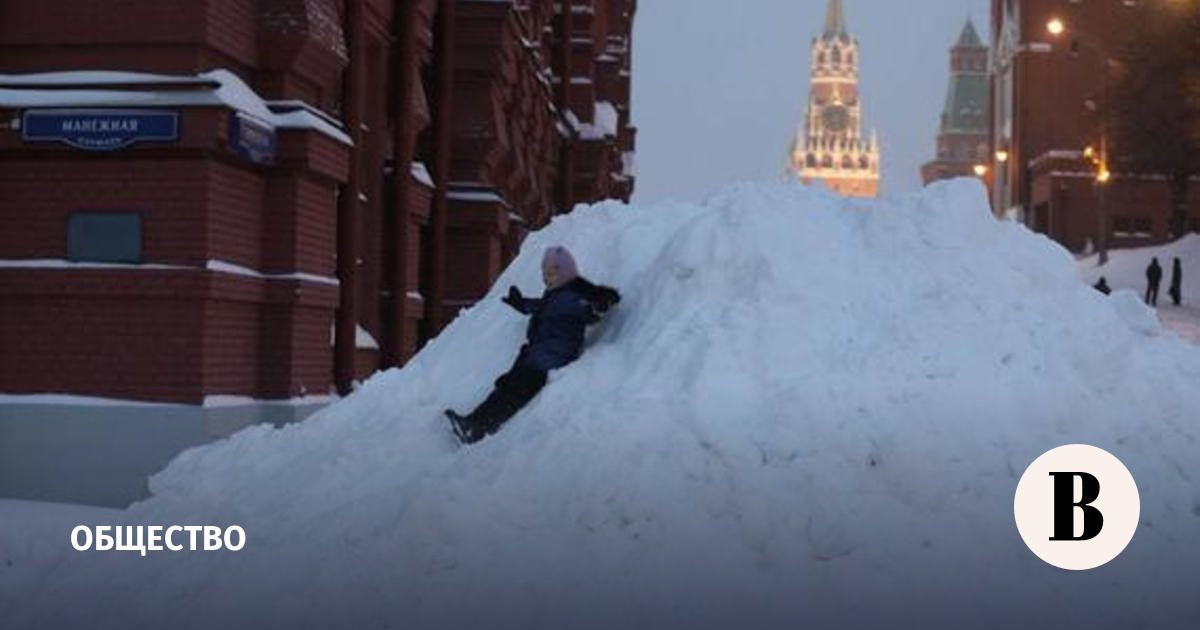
[1093,276,1111,295]
[1145,257,1163,306]
[1168,257,1182,306]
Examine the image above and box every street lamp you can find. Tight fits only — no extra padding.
[995,150,1009,163]
[1047,17,1113,265]
[973,164,988,177]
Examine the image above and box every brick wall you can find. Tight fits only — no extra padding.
[0,271,207,402]
[0,158,210,266]
[208,161,268,269]
[0,0,258,75]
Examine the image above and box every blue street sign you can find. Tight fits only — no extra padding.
[22,109,180,151]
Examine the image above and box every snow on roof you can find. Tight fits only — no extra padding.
[0,70,218,88]
[411,161,434,188]
[563,109,581,132]
[594,101,619,136]
[447,188,510,207]
[578,100,619,140]
[328,323,379,350]
[0,258,339,286]
[1027,149,1085,168]
[621,150,636,177]
[0,69,352,145]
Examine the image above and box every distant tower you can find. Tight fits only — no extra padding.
[790,0,880,198]
[920,18,990,185]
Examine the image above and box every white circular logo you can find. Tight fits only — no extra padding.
[1013,444,1140,570]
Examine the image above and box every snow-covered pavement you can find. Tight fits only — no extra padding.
[1077,234,1200,344]
[1158,304,1200,344]
[0,500,123,617]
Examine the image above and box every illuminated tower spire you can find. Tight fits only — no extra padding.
[789,0,880,197]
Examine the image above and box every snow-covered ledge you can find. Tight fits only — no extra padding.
[0,69,352,146]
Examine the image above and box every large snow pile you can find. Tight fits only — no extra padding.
[6,180,1200,629]
[1077,234,1200,344]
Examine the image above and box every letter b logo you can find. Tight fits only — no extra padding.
[1014,445,1140,570]
[1048,472,1104,541]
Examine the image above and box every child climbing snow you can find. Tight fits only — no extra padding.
[444,246,620,444]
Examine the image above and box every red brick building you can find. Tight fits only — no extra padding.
[988,0,1199,252]
[0,0,636,504]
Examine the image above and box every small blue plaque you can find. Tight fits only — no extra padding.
[229,112,276,164]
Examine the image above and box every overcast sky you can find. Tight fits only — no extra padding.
[630,0,992,203]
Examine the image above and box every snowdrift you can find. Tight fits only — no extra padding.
[7,180,1200,629]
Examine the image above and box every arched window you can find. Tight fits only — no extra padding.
[841,155,854,169]
[831,47,842,64]
[859,156,869,169]
[846,52,854,65]
[817,52,826,65]
[806,154,817,168]
[821,155,833,169]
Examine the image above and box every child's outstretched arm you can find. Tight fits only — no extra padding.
[501,285,541,314]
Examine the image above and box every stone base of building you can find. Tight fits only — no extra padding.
[0,397,330,507]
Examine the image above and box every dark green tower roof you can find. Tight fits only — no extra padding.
[941,18,989,134]
[955,18,984,49]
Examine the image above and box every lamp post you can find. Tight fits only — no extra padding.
[1046,17,1113,265]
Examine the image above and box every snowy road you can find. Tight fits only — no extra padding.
[1157,304,1200,344]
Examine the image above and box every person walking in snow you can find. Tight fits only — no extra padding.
[1168,257,1182,306]
[1145,257,1163,306]
[1093,276,1111,295]
[444,246,620,444]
